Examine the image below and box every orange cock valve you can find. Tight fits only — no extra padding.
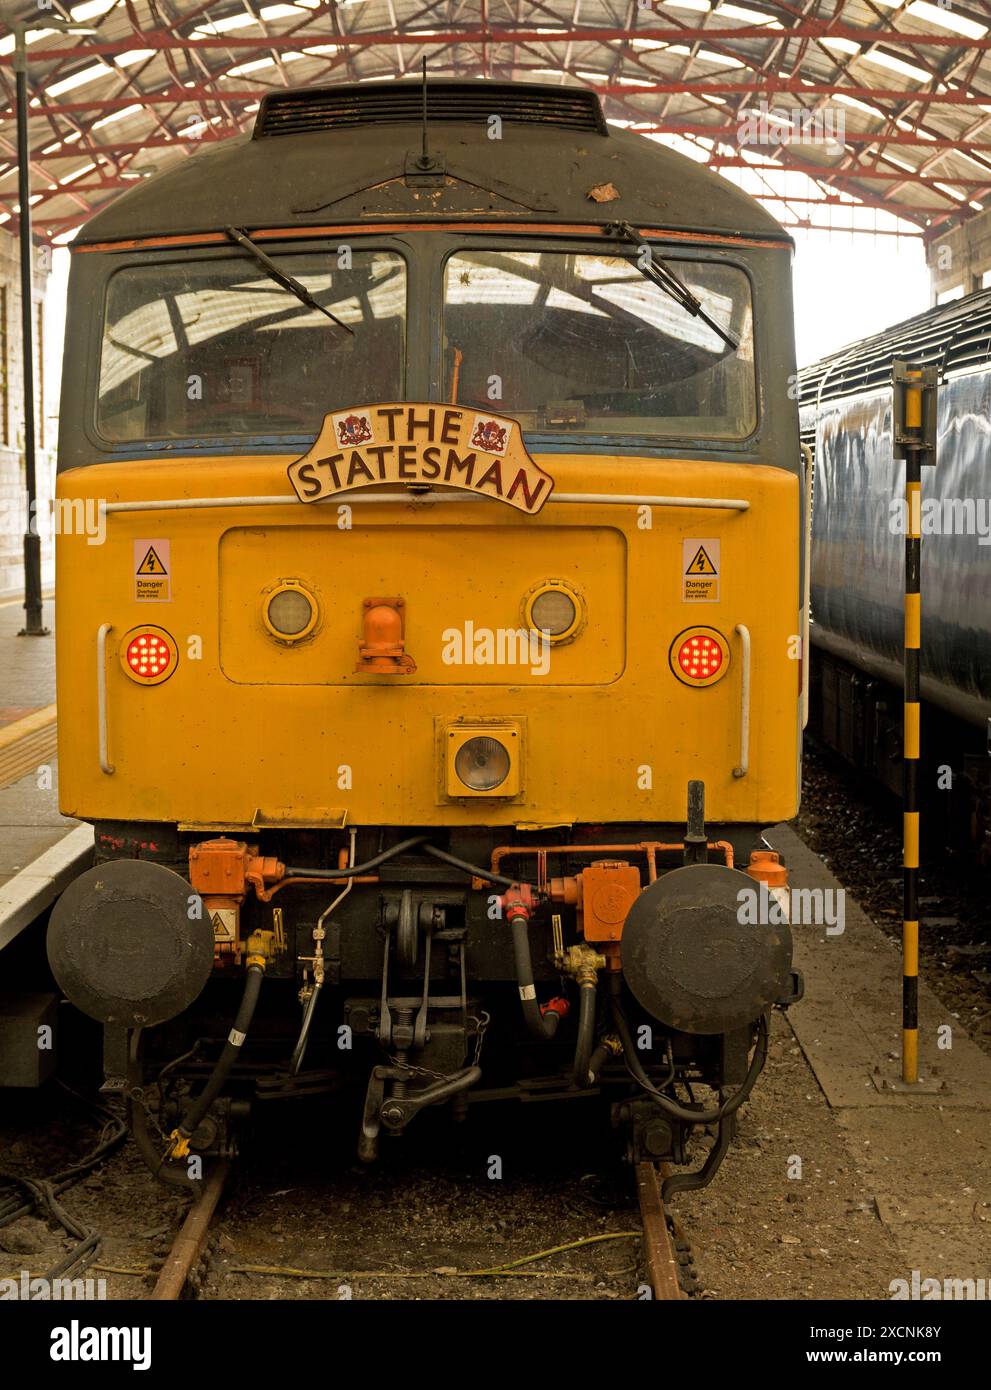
[355,596,416,674]
[189,838,285,903]
[500,882,539,925]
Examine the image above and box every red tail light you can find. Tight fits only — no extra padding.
[119,626,178,685]
[669,627,730,687]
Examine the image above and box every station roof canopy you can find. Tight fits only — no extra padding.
[0,0,989,244]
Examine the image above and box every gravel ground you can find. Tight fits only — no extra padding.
[681,1021,902,1300]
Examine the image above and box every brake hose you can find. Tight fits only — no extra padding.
[610,987,768,1125]
[509,910,564,1040]
[586,1040,612,1085]
[572,983,597,1086]
[168,963,265,1154]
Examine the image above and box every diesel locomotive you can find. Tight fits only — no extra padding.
[43,80,806,1194]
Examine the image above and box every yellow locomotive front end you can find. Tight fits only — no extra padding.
[47,82,805,1192]
[56,447,798,830]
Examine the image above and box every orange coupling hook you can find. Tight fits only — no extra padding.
[355,596,416,674]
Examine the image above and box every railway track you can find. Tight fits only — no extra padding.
[147,1157,697,1300]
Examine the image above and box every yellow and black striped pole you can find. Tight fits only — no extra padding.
[892,361,936,1085]
[902,376,922,1085]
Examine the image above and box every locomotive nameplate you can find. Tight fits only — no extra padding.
[288,403,554,515]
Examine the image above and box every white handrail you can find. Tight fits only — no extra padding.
[733,623,751,779]
[800,443,814,730]
[97,623,114,775]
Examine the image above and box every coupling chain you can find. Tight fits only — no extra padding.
[383,1010,491,1081]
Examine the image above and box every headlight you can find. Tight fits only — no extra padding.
[454,735,511,792]
[522,580,584,644]
[444,723,522,799]
[263,581,318,643]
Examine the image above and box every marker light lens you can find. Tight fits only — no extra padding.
[669,627,730,687]
[522,580,584,644]
[678,634,723,679]
[267,588,313,636]
[263,582,319,643]
[529,589,576,637]
[454,735,511,791]
[119,627,178,685]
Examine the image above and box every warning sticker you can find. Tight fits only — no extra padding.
[133,539,171,602]
[683,538,720,602]
[210,909,237,943]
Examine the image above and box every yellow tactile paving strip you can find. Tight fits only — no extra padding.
[0,704,58,791]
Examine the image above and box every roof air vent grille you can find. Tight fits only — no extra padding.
[254,82,608,138]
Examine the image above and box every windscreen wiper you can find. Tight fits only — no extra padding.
[604,220,739,353]
[224,226,354,335]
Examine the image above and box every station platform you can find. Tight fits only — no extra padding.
[767,824,990,1288]
[0,594,93,953]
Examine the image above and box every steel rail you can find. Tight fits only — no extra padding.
[150,1159,230,1300]
[635,1161,684,1301]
